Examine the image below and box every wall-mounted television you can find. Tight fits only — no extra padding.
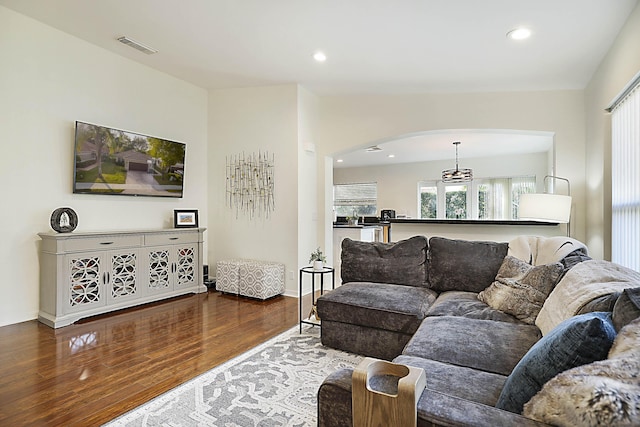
[73,121,185,198]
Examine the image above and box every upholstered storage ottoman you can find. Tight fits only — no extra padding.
[215,259,241,294]
[216,259,285,300]
[239,260,285,299]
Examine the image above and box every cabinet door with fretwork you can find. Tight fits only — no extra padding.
[64,254,106,314]
[174,244,197,290]
[105,250,140,304]
[145,248,174,296]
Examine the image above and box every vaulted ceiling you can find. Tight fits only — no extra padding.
[1,0,637,95]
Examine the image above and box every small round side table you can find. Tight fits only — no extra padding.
[299,266,335,333]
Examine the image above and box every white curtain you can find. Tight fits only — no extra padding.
[477,176,535,220]
[483,178,510,219]
[611,81,640,271]
[512,176,537,219]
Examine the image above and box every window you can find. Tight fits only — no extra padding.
[610,75,640,271]
[418,176,536,220]
[419,184,437,218]
[445,184,469,219]
[334,182,377,217]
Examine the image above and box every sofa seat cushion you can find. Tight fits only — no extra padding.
[426,291,524,323]
[403,316,541,376]
[320,320,414,360]
[393,355,507,407]
[428,237,509,293]
[317,368,549,427]
[340,236,428,287]
[317,282,437,333]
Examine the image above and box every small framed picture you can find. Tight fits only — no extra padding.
[174,209,199,228]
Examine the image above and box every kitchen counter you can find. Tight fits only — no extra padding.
[388,218,567,243]
[333,224,382,228]
[388,218,558,226]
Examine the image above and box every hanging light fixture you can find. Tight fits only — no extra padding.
[442,141,473,183]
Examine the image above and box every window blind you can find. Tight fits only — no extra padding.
[611,81,640,271]
[334,183,377,206]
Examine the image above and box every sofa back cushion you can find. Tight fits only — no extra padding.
[428,237,508,293]
[340,236,428,287]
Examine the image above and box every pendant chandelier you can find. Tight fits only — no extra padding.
[442,141,473,183]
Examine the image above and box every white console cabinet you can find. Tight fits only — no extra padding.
[38,228,207,328]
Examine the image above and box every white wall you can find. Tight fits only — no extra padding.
[585,2,640,260]
[334,152,549,219]
[297,86,321,294]
[207,85,304,296]
[317,91,586,244]
[0,6,209,327]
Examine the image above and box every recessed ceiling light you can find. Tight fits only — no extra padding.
[336,159,344,163]
[506,28,532,41]
[313,51,327,62]
[388,154,395,158]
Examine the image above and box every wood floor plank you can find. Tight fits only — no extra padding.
[0,290,298,426]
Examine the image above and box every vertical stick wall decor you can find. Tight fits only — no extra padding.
[226,151,275,219]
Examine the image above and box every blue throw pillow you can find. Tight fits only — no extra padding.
[496,312,616,414]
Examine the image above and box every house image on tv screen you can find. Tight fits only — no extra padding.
[73,121,186,198]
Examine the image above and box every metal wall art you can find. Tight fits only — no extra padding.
[226,151,275,219]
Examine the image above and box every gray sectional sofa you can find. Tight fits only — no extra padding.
[316,235,640,427]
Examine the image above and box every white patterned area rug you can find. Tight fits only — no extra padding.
[104,325,362,427]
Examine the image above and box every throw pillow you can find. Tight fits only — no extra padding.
[609,316,640,359]
[427,237,508,293]
[478,256,564,324]
[612,287,640,332]
[523,317,640,426]
[496,312,617,414]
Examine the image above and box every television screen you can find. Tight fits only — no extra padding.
[73,121,185,198]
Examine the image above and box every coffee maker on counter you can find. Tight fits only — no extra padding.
[380,209,396,221]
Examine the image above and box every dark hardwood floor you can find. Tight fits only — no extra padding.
[0,290,299,426]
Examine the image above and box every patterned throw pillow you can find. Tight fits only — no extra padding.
[497,312,617,414]
[478,256,564,324]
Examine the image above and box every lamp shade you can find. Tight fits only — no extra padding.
[519,193,572,223]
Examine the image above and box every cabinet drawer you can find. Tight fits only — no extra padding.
[144,232,199,246]
[62,235,143,252]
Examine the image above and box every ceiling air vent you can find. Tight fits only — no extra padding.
[117,36,158,55]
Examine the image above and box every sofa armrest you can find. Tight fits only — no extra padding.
[317,368,552,427]
[318,368,353,427]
